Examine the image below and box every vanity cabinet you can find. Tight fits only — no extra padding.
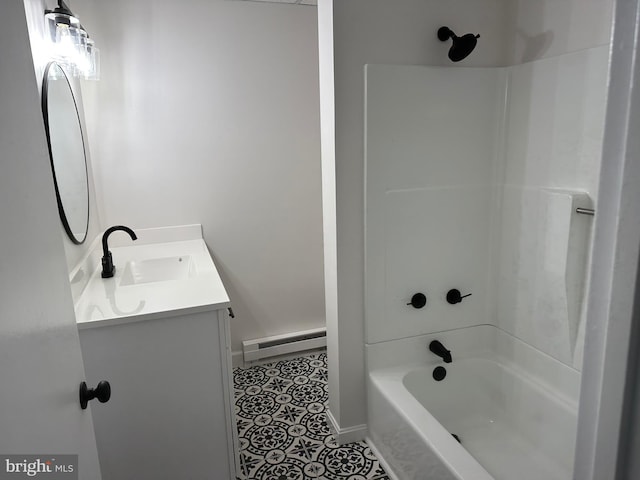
[78,308,238,480]
[71,229,238,480]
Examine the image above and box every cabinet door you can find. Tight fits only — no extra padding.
[79,310,237,479]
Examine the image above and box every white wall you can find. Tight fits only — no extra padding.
[506,0,613,65]
[317,0,343,431]
[324,0,615,434]
[73,0,325,353]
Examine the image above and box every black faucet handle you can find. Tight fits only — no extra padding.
[446,289,472,305]
[407,293,427,309]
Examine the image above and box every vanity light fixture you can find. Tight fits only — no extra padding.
[45,0,100,80]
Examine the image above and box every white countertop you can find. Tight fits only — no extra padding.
[75,237,230,329]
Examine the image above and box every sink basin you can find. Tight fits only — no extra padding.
[120,256,197,286]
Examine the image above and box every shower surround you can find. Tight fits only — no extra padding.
[364,45,608,479]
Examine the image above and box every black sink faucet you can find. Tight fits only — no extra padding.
[101,225,137,278]
[429,340,452,363]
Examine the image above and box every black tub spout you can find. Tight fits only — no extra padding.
[429,340,452,363]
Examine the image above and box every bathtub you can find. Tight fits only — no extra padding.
[366,325,580,480]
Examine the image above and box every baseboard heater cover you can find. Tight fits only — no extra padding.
[242,327,326,362]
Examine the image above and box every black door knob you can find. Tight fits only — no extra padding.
[446,289,472,305]
[407,293,427,309]
[80,381,111,410]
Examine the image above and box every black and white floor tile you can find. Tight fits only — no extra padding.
[233,351,390,480]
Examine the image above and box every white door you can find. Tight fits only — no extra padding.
[0,1,101,478]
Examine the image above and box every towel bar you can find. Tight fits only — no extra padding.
[576,208,595,216]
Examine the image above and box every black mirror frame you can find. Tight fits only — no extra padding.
[42,61,90,245]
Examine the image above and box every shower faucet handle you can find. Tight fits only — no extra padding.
[407,293,427,309]
[446,289,472,305]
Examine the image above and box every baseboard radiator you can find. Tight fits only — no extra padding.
[242,327,326,362]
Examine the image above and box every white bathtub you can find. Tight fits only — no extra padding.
[366,325,580,480]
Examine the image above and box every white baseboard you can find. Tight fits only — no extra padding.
[326,408,367,445]
[365,436,401,480]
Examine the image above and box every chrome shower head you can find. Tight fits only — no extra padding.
[437,26,480,62]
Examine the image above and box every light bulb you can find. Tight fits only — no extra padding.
[74,29,91,76]
[54,23,81,70]
[81,39,100,80]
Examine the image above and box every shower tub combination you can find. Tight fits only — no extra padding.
[367,325,580,480]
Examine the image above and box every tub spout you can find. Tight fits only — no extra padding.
[429,340,452,363]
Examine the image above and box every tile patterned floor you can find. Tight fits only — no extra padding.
[233,351,390,480]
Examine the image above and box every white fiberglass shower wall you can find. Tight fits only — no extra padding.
[365,46,607,366]
[364,46,608,480]
[365,65,504,344]
[499,48,608,367]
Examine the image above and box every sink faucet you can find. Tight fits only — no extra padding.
[429,340,452,363]
[101,225,137,278]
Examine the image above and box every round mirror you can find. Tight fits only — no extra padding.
[42,62,89,244]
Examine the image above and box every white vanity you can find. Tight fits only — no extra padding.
[72,225,238,480]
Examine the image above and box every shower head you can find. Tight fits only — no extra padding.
[437,26,480,62]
